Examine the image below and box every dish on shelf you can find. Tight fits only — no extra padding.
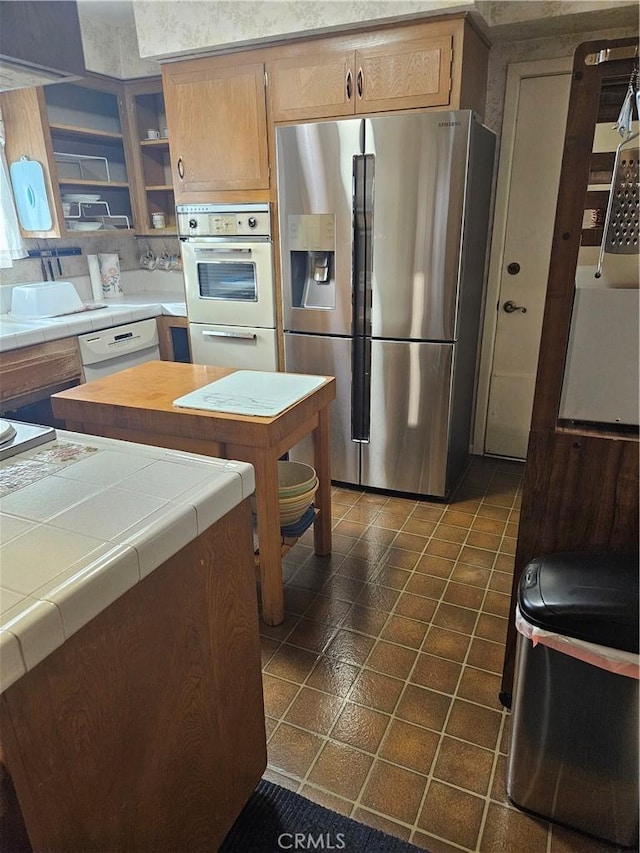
[66,221,103,231]
[62,193,102,203]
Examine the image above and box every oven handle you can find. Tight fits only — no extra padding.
[202,330,257,340]
[193,248,252,256]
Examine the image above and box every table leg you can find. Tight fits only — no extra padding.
[313,405,332,557]
[242,448,284,627]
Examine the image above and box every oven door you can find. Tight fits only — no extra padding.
[182,239,275,328]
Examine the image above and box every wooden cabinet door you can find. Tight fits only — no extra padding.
[355,35,452,113]
[163,61,269,198]
[0,87,63,238]
[268,51,356,122]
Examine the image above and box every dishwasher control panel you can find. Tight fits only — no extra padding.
[77,318,160,381]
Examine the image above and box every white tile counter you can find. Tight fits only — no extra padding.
[0,292,187,354]
[0,430,255,693]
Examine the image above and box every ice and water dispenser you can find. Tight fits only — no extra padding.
[287,214,335,310]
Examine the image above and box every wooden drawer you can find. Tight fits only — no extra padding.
[0,338,83,410]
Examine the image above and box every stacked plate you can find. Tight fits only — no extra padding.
[62,193,102,203]
[278,461,318,526]
[66,221,103,231]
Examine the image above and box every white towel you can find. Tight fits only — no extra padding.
[0,137,28,268]
[98,253,122,298]
[87,255,103,301]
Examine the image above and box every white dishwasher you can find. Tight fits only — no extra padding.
[78,318,160,381]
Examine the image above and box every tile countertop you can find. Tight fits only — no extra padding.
[0,430,255,694]
[0,292,187,354]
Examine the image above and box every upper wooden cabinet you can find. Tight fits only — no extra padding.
[0,86,63,238]
[267,17,486,124]
[268,35,452,122]
[162,59,270,201]
[157,14,488,204]
[267,51,355,122]
[0,79,137,238]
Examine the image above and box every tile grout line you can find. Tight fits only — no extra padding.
[265,464,524,847]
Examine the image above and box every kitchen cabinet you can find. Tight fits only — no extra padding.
[45,80,135,232]
[0,87,63,238]
[122,78,176,235]
[156,315,191,362]
[162,60,270,201]
[0,337,83,412]
[267,17,486,123]
[158,15,488,205]
[500,37,640,705]
[268,34,452,122]
[0,79,137,237]
[0,491,266,851]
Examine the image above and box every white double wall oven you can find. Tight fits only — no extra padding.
[179,203,278,371]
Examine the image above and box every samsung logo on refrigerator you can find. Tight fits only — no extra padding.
[438,121,461,127]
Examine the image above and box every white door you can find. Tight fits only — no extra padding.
[477,60,572,459]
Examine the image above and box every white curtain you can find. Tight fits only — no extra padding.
[0,134,28,268]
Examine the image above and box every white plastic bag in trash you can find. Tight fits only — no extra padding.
[515,605,639,680]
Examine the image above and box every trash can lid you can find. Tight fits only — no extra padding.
[518,552,639,653]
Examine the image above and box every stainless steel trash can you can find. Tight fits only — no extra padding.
[506,552,639,847]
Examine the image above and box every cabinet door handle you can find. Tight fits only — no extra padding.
[177,157,184,180]
[346,69,353,101]
[356,67,363,98]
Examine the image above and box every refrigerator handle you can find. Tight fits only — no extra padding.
[351,336,371,444]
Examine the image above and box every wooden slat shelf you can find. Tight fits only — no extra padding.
[140,139,170,147]
[49,123,124,142]
[58,179,130,189]
[145,185,174,191]
[253,508,319,573]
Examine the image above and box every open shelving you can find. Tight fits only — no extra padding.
[123,80,176,235]
[44,81,134,232]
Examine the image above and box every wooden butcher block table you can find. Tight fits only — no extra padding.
[52,361,335,626]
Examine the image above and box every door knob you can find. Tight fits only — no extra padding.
[507,262,521,275]
[503,300,527,314]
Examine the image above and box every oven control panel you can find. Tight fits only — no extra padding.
[176,203,271,238]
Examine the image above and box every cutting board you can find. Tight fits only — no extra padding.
[9,156,53,231]
[173,371,327,416]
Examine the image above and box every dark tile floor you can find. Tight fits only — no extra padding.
[258,456,615,852]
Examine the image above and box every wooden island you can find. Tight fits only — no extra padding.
[52,361,336,626]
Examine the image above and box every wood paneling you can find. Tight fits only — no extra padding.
[0,337,82,411]
[500,37,640,701]
[0,500,266,852]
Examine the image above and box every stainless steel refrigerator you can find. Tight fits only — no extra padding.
[276,111,495,498]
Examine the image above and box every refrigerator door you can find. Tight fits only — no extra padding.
[284,332,359,485]
[365,112,472,342]
[276,120,361,336]
[361,340,454,496]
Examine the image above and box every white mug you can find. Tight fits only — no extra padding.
[146,128,160,140]
[161,127,169,138]
[151,212,166,229]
